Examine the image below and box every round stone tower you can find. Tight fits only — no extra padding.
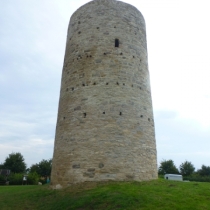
[51,0,157,189]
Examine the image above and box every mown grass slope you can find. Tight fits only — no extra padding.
[0,179,210,210]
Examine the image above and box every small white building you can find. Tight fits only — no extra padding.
[164,174,183,181]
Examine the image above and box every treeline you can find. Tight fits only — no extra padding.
[159,160,210,182]
[0,152,52,185]
[1,153,210,184]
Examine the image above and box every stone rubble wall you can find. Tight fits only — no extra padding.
[51,0,158,189]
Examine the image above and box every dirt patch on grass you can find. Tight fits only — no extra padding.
[168,184,176,187]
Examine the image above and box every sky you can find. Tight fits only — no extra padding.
[0,0,209,170]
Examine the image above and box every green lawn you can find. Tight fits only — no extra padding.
[0,179,210,210]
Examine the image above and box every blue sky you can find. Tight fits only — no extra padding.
[0,0,209,170]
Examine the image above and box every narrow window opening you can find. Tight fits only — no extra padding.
[141,115,143,118]
[90,55,92,58]
[115,39,119,47]
[148,118,150,122]
[133,56,135,58]
[123,83,125,86]
[93,82,96,85]
[83,113,86,118]
[120,53,123,55]
[104,53,106,55]
[63,117,66,120]
[78,31,81,34]
[97,27,99,29]
[106,82,109,85]
[116,82,119,85]
[82,84,85,87]
[132,84,133,87]
[72,87,74,91]
[140,87,142,90]
[103,112,105,114]
[120,112,122,116]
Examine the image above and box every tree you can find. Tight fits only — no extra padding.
[158,159,179,175]
[197,165,210,176]
[179,161,195,176]
[3,152,26,173]
[0,163,3,169]
[30,159,52,177]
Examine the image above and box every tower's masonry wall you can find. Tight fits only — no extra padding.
[51,0,157,188]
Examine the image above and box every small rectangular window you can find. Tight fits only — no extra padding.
[115,39,119,47]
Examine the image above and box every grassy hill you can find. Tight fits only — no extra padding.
[0,179,210,210]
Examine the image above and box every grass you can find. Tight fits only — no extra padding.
[0,179,210,210]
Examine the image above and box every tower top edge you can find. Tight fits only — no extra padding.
[70,0,144,21]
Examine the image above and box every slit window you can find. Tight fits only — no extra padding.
[115,39,119,47]
[83,113,86,118]
[120,112,122,116]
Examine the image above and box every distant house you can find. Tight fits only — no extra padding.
[0,169,11,183]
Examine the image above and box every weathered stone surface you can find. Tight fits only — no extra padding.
[51,0,158,189]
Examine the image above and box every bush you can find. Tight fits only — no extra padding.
[0,175,5,182]
[38,178,46,185]
[183,175,210,182]
[158,175,164,179]
[7,172,39,185]
[8,173,23,185]
[27,172,39,185]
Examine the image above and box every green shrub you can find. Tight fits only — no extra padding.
[7,172,39,185]
[27,172,39,185]
[183,175,210,182]
[158,175,164,179]
[0,175,5,182]
[8,173,23,185]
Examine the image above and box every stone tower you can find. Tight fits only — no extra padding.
[51,0,157,189]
